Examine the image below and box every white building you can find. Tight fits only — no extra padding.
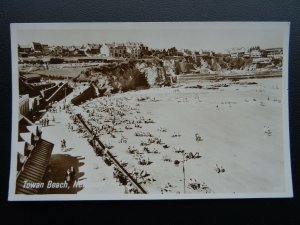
[100,43,127,58]
[250,50,262,58]
[265,48,283,59]
[100,44,110,57]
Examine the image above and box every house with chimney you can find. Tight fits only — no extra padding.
[263,48,283,59]
[86,44,101,55]
[167,47,178,56]
[125,42,142,58]
[100,42,127,58]
[18,44,32,57]
[32,42,49,55]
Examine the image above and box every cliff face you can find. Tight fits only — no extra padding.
[74,55,281,94]
[136,61,165,86]
[75,59,171,94]
[172,55,278,74]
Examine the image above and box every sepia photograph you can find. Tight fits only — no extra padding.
[9,22,292,200]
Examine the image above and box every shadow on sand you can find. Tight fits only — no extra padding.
[63,147,74,152]
[40,154,85,194]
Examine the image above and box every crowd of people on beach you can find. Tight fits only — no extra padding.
[48,103,62,113]
[59,94,210,194]
[64,102,150,194]
[187,179,212,193]
[40,118,50,127]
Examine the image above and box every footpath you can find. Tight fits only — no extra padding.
[39,88,125,195]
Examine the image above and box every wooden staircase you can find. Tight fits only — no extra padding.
[16,139,54,194]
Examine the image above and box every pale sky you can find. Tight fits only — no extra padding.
[15,22,288,52]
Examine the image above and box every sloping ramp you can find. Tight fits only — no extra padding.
[71,83,99,106]
[40,84,59,99]
[46,82,72,103]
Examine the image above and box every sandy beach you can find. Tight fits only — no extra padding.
[36,76,285,195]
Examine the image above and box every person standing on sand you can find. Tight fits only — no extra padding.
[63,139,66,151]
[65,168,71,190]
[61,140,65,152]
[70,166,76,184]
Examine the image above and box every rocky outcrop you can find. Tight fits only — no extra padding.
[71,83,101,105]
[73,55,281,95]
[136,62,164,86]
[174,61,194,74]
[74,59,176,94]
